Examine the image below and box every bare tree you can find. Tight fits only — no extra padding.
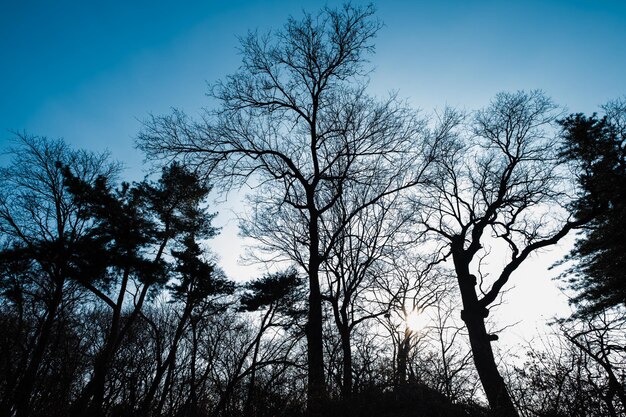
[414,91,592,416]
[321,190,409,398]
[137,5,456,412]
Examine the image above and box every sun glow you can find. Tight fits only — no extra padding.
[406,309,426,333]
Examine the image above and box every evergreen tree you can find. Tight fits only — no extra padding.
[559,99,626,315]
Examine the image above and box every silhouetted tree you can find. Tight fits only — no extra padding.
[377,256,446,388]
[140,234,234,416]
[238,270,306,416]
[558,99,626,316]
[414,91,592,416]
[0,134,116,417]
[64,163,215,416]
[321,191,410,398]
[137,5,456,414]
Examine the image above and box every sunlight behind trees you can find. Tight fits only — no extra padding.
[405,309,428,334]
[1,2,625,417]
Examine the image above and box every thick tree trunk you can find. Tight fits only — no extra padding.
[306,210,326,416]
[86,357,109,417]
[69,337,116,417]
[452,244,518,417]
[462,309,517,417]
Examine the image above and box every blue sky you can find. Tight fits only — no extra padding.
[2,0,625,170]
[1,0,625,339]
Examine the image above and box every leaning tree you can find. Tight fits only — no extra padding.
[414,91,592,416]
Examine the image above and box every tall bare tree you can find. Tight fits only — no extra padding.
[137,5,456,412]
[377,255,446,387]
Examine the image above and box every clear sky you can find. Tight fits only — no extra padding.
[2,0,625,343]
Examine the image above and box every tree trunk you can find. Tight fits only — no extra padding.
[306,210,326,416]
[462,309,518,417]
[396,329,411,387]
[244,321,264,416]
[330,298,353,400]
[69,336,116,417]
[141,305,192,416]
[452,244,518,417]
[338,323,353,399]
[86,356,110,417]
[70,269,130,417]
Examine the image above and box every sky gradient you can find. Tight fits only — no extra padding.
[2,0,626,345]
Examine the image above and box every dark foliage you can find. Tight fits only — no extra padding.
[559,107,626,315]
[240,270,305,316]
